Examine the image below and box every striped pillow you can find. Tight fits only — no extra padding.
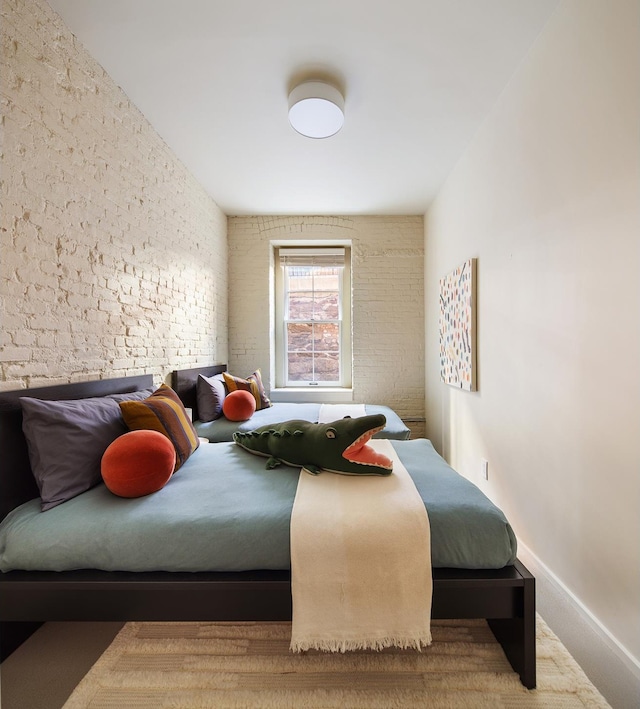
[223,369,271,411]
[119,385,199,471]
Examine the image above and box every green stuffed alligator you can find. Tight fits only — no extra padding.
[232,414,393,476]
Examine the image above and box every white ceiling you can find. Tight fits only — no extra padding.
[47,0,559,216]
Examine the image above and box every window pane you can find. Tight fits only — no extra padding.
[314,353,340,382]
[287,293,315,320]
[287,323,313,352]
[288,352,314,382]
[313,270,340,291]
[287,352,340,383]
[287,268,314,292]
[313,323,339,352]
[288,292,338,320]
[313,291,339,319]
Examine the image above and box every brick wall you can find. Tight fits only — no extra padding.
[228,216,425,436]
[0,0,228,391]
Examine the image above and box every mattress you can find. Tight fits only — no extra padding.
[0,439,516,573]
[195,403,411,442]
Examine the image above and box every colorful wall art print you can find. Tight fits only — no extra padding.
[439,258,477,391]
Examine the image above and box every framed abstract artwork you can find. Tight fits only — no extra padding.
[439,258,477,391]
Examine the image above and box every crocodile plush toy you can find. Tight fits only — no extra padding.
[233,415,393,476]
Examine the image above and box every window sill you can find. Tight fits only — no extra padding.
[269,387,354,404]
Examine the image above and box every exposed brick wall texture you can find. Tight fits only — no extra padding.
[0,0,228,391]
[228,216,425,435]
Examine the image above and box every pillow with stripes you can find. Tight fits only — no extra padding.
[119,385,199,470]
[223,369,271,411]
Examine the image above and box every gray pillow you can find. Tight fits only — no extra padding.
[21,388,154,511]
[196,373,226,422]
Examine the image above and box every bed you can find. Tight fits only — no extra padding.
[0,374,535,689]
[170,365,412,442]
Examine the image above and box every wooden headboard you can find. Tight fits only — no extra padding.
[170,364,227,421]
[0,374,154,522]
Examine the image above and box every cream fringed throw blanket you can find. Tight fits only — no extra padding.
[290,438,432,652]
[318,403,367,422]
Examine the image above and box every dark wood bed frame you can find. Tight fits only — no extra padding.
[0,368,536,689]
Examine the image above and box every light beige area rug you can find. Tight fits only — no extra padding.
[63,615,610,709]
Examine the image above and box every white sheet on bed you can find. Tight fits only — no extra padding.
[318,404,367,423]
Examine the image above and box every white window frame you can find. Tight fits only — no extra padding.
[273,244,352,392]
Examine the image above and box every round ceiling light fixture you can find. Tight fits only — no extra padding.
[288,81,345,139]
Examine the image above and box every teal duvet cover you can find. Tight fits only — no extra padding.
[0,439,516,573]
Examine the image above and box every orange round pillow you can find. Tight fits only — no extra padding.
[223,389,256,421]
[101,430,176,498]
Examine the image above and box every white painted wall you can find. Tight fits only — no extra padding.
[424,1,639,706]
[228,216,425,436]
[0,0,228,389]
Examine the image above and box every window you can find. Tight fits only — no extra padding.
[274,246,352,388]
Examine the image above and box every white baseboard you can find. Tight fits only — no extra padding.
[517,542,640,709]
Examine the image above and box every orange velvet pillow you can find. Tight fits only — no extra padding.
[101,430,176,498]
[118,384,199,471]
[222,369,271,411]
[222,390,256,422]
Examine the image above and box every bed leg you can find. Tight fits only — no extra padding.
[0,621,44,661]
[487,563,536,689]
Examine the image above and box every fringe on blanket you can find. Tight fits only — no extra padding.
[291,633,432,654]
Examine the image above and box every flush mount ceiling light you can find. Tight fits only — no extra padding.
[288,81,345,139]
